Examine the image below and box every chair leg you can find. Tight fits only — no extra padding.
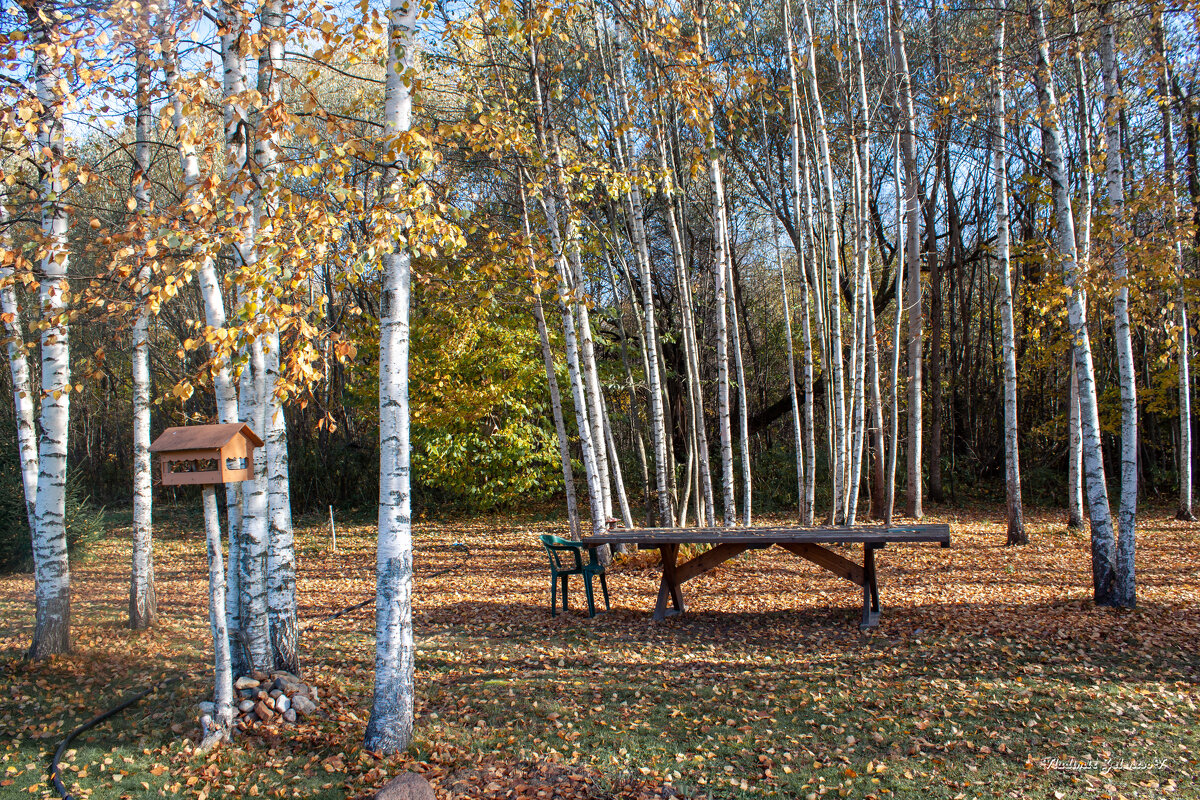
[600,573,610,611]
[561,575,569,611]
[584,573,596,618]
[550,574,558,617]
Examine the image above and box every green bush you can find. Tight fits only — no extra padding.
[0,455,107,574]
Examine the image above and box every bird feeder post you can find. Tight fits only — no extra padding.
[149,423,263,750]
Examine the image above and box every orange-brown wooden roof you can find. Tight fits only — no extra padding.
[149,423,264,452]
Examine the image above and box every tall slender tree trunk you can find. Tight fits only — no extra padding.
[1067,363,1084,528]
[1153,16,1194,521]
[165,23,244,670]
[129,25,156,629]
[27,3,71,658]
[1029,0,1116,605]
[1,202,39,538]
[1104,5,1136,607]
[199,487,235,752]
[521,182,581,539]
[725,217,752,526]
[255,0,298,676]
[885,136,904,524]
[992,1,1026,545]
[364,0,420,754]
[890,0,923,519]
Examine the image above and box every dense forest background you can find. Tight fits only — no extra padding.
[2,0,1198,523]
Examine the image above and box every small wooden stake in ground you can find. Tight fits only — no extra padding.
[330,506,338,553]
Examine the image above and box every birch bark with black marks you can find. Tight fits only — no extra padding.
[220,0,270,673]
[1067,1,1092,531]
[164,24,243,666]
[1029,0,1116,605]
[992,1,1026,546]
[1103,5,1136,607]
[521,181,581,540]
[364,0,420,754]
[255,0,298,676]
[28,2,71,658]
[199,487,235,752]
[890,0,923,519]
[1,201,39,538]
[528,43,607,539]
[129,25,156,629]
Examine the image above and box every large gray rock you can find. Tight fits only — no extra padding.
[290,694,317,718]
[272,672,306,695]
[238,700,256,714]
[374,774,435,800]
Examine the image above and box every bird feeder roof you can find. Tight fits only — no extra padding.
[149,423,264,453]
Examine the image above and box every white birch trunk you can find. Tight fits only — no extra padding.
[1103,7,1136,606]
[1067,363,1084,528]
[28,6,71,658]
[255,0,298,676]
[521,182,581,539]
[885,135,904,524]
[992,2,1026,545]
[129,33,156,629]
[890,0,923,519]
[723,211,752,526]
[199,487,235,752]
[364,0,420,753]
[0,203,38,537]
[1030,0,1116,605]
[711,156,737,526]
[166,26,244,664]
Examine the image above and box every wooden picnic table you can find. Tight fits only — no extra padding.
[581,524,951,629]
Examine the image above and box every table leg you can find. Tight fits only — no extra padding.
[860,544,882,630]
[653,544,685,621]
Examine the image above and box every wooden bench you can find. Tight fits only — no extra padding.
[581,524,950,629]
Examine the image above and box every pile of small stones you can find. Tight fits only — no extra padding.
[197,671,320,728]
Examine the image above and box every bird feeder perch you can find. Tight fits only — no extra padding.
[149,423,263,486]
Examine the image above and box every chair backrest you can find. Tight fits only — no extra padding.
[539,534,583,571]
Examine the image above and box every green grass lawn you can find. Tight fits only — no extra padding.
[1,505,1197,799]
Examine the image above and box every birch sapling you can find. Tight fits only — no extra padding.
[199,487,235,752]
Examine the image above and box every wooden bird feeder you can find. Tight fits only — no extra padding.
[149,423,263,486]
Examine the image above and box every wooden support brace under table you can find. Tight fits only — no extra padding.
[582,525,949,629]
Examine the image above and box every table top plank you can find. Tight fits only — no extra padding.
[581,523,950,547]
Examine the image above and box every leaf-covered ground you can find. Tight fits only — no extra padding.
[0,505,1197,799]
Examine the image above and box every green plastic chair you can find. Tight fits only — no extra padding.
[539,534,610,618]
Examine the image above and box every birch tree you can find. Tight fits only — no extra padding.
[0,202,38,537]
[199,487,235,752]
[1029,0,1116,604]
[128,18,156,629]
[365,0,421,754]
[890,0,923,520]
[27,0,72,658]
[992,0,1025,546]
[1103,4,1136,607]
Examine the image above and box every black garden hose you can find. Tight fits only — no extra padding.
[46,542,470,798]
[49,677,181,800]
